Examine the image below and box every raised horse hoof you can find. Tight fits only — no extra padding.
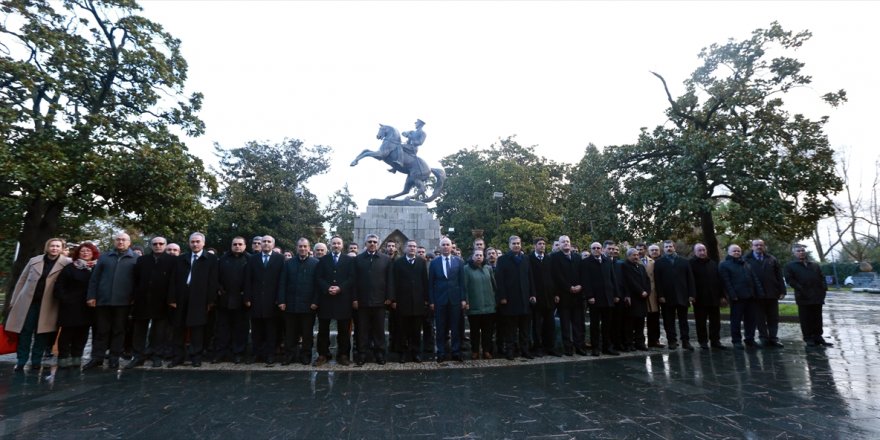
[350,161,358,166]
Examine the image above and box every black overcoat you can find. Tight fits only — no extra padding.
[354,251,394,307]
[169,251,219,327]
[619,260,651,317]
[581,255,619,308]
[653,254,696,307]
[689,256,725,307]
[528,253,554,310]
[217,251,248,309]
[54,263,95,327]
[132,253,175,320]
[315,253,357,320]
[495,251,535,316]
[277,256,320,314]
[391,256,429,317]
[244,252,284,319]
[549,251,583,309]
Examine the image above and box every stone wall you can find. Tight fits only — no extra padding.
[353,199,441,252]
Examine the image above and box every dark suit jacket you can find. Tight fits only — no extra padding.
[653,254,696,307]
[582,255,619,308]
[132,253,175,320]
[496,251,535,316]
[244,252,284,319]
[690,256,725,307]
[392,256,429,317]
[619,259,651,317]
[744,252,786,299]
[278,256,320,314]
[783,260,826,305]
[315,253,356,320]
[354,251,394,307]
[528,252,553,310]
[169,251,219,327]
[428,255,465,306]
[217,251,248,309]
[550,251,583,309]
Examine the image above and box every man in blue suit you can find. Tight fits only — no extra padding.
[428,237,466,362]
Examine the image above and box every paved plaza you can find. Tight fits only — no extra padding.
[2,291,879,439]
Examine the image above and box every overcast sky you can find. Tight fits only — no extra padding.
[140,1,877,244]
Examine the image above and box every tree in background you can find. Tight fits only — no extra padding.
[208,139,330,251]
[324,184,358,244]
[564,144,629,247]
[434,137,567,252]
[1,0,215,286]
[606,22,845,261]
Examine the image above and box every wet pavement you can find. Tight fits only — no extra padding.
[2,291,879,439]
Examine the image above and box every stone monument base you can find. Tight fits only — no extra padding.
[353,199,441,253]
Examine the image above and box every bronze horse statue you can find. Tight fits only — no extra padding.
[350,124,446,202]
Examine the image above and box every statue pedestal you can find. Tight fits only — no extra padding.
[353,199,441,253]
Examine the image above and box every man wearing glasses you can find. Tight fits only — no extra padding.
[128,236,176,368]
[353,234,394,366]
[314,236,357,366]
[244,235,285,366]
[167,232,219,367]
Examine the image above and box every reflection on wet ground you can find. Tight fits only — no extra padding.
[2,291,879,439]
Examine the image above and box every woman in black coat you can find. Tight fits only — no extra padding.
[54,243,100,369]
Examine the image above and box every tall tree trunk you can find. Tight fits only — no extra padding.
[7,198,64,294]
[699,207,720,262]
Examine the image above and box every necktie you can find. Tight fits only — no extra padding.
[333,253,339,265]
[444,256,450,278]
[262,254,269,267]
[187,253,198,285]
[408,258,414,265]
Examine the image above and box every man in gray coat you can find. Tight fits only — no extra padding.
[83,232,138,370]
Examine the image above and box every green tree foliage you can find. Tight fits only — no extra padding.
[435,137,566,248]
[605,22,845,262]
[324,184,358,244]
[207,139,330,251]
[565,144,629,247]
[1,0,215,285]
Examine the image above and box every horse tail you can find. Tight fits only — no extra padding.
[424,168,446,203]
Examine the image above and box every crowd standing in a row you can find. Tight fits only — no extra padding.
[5,231,831,372]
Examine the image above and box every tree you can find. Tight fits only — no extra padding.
[1,0,215,286]
[434,137,566,249]
[324,184,358,244]
[207,139,330,251]
[565,144,630,246]
[606,23,845,261]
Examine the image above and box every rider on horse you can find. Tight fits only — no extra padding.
[395,119,426,171]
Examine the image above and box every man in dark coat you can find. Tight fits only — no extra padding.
[550,235,585,356]
[215,236,249,364]
[784,244,832,348]
[277,237,319,365]
[718,244,764,349]
[605,241,630,352]
[744,239,787,348]
[496,235,537,360]
[167,232,219,367]
[391,240,429,363]
[582,242,620,356]
[619,248,651,350]
[352,234,394,366]
[128,236,175,368]
[428,237,466,362]
[244,234,284,366]
[653,240,696,350]
[84,232,138,370]
[314,236,357,366]
[690,243,727,350]
[528,237,558,357]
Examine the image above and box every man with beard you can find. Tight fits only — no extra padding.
[314,236,357,366]
[744,239,786,348]
[495,235,536,360]
[278,237,320,365]
[391,240,429,363]
[353,234,394,366]
[215,236,249,364]
[529,237,558,357]
[654,240,695,350]
[582,242,620,356]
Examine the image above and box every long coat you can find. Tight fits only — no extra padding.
[315,253,357,320]
[131,253,175,320]
[528,252,554,310]
[549,251,583,309]
[689,257,725,308]
[217,251,248,309]
[354,251,394,307]
[495,251,535,316]
[581,255,619,308]
[87,249,138,306]
[744,252,787,300]
[463,261,496,315]
[54,262,95,328]
[784,260,826,305]
[642,257,660,313]
[168,251,219,327]
[718,256,764,301]
[391,256,429,317]
[6,255,70,334]
[653,254,696,307]
[277,256,320,314]
[244,252,284,319]
[619,259,651,317]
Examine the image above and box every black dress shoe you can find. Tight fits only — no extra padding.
[667,343,679,350]
[766,340,785,348]
[376,355,386,365]
[681,342,695,351]
[436,357,445,364]
[337,355,351,366]
[191,360,202,368]
[817,338,834,347]
[13,364,25,373]
[699,343,710,349]
[167,360,183,368]
[82,359,103,371]
[710,343,727,350]
[564,350,574,357]
[547,350,563,357]
[152,359,163,368]
[108,358,120,369]
[505,351,515,361]
[575,348,588,356]
[602,349,621,356]
[233,355,243,364]
[124,357,144,369]
[451,354,464,362]
[732,342,745,350]
[521,351,534,360]
[413,354,422,363]
[648,342,666,348]
[591,350,600,357]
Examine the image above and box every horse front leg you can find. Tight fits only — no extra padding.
[385,180,413,200]
[350,149,379,167]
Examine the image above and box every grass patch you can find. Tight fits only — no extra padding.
[720,303,798,318]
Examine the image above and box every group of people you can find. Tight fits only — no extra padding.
[4,230,831,372]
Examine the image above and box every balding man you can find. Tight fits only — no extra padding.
[744,239,786,347]
[550,235,585,356]
[83,232,138,370]
[244,235,285,366]
[690,243,727,349]
[278,238,320,365]
[718,244,763,349]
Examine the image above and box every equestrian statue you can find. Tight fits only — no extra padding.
[350,119,446,202]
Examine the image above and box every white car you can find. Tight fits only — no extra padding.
[844,276,854,287]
